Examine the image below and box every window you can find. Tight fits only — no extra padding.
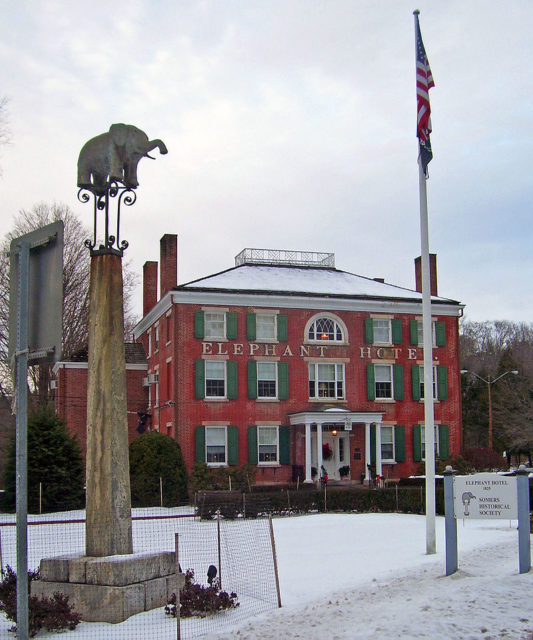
[307,316,344,342]
[338,437,345,463]
[419,365,438,400]
[206,426,226,465]
[411,320,446,347]
[205,312,225,339]
[205,360,225,397]
[256,314,276,340]
[258,426,278,463]
[373,319,391,344]
[381,426,395,462]
[421,425,439,460]
[309,363,345,400]
[154,324,159,351]
[375,364,392,399]
[148,331,152,357]
[257,362,277,398]
[365,318,402,345]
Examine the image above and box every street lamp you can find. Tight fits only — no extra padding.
[460,369,519,450]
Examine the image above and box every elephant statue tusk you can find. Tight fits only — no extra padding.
[144,153,156,160]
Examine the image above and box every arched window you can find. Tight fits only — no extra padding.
[306,314,347,343]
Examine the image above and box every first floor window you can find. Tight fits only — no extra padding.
[205,360,225,397]
[206,426,226,464]
[309,363,345,399]
[257,362,277,398]
[375,364,392,399]
[421,425,439,460]
[381,426,394,462]
[258,426,278,463]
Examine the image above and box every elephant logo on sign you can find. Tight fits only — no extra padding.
[461,491,476,516]
[77,123,167,194]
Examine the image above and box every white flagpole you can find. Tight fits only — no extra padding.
[414,9,436,556]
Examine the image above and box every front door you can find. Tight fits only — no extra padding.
[313,431,350,481]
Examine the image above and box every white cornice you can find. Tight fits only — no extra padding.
[133,291,173,339]
[52,362,147,373]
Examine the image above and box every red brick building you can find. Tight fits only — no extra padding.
[130,235,464,485]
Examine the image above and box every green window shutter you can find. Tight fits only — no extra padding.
[194,311,204,339]
[278,361,289,400]
[195,360,205,399]
[436,321,446,347]
[247,426,258,464]
[195,426,206,463]
[227,426,239,466]
[370,424,376,464]
[227,360,238,399]
[226,312,238,339]
[437,365,448,401]
[366,364,376,401]
[393,364,404,401]
[392,319,403,345]
[277,314,288,342]
[247,360,257,399]
[279,426,291,465]
[394,426,405,462]
[410,320,419,345]
[246,313,256,340]
[439,425,450,460]
[365,318,374,344]
[413,425,422,462]
[411,365,421,401]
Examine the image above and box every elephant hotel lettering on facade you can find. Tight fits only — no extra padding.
[124,236,464,485]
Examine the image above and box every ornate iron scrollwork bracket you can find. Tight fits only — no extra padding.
[78,182,135,256]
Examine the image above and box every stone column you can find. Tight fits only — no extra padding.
[316,423,323,482]
[375,424,383,478]
[364,422,371,483]
[304,423,312,483]
[86,253,133,557]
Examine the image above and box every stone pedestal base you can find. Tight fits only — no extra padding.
[32,552,184,624]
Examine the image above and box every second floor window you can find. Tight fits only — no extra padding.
[309,363,345,400]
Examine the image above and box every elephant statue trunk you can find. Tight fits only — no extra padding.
[77,124,168,193]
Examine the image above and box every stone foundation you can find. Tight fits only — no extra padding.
[32,551,184,624]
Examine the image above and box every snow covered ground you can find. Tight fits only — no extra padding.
[1,511,532,639]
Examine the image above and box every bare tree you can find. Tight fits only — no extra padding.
[0,202,138,400]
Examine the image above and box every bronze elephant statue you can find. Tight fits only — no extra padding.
[77,123,168,193]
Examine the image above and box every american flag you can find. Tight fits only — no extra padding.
[415,13,434,175]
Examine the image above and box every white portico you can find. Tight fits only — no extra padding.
[289,408,384,483]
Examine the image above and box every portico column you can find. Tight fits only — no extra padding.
[364,422,371,482]
[375,423,383,478]
[316,422,323,481]
[304,423,313,483]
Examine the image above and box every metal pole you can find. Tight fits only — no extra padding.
[268,514,282,608]
[443,467,458,575]
[516,466,531,574]
[174,533,181,640]
[216,511,222,590]
[160,477,163,508]
[15,241,30,640]
[487,377,493,450]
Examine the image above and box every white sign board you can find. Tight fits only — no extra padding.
[453,473,517,520]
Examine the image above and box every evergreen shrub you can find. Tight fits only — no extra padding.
[129,432,188,507]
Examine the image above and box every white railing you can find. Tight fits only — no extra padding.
[235,248,335,268]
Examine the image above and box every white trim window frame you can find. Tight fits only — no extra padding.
[205,360,226,398]
[206,426,227,466]
[257,425,279,465]
[257,361,277,399]
[256,313,277,341]
[380,425,395,463]
[420,365,438,400]
[154,323,159,351]
[417,320,437,347]
[373,319,391,345]
[148,330,152,358]
[205,312,226,340]
[307,314,346,343]
[421,424,439,461]
[309,363,345,400]
[375,364,393,399]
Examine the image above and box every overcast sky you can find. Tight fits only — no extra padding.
[1,1,532,323]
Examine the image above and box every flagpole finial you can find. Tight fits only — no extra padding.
[413,9,420,15]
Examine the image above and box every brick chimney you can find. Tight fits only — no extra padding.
[160,234,178,298]
[415,254,438,296]
[143,261,158,316]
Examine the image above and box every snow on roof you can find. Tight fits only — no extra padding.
[180,264,458,303]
